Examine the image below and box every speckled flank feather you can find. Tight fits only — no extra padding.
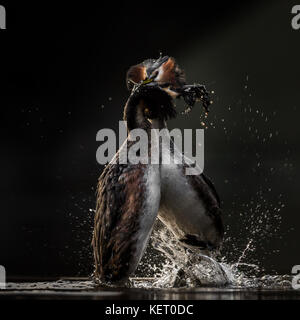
[93,136,161,283]
[93,157,148,282]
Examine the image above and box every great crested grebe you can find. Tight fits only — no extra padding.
[92,56,224,283]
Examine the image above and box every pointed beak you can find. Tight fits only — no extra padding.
[154,55,169,69]
[146,55,169,78]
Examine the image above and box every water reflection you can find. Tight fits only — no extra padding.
[1,280,299,300]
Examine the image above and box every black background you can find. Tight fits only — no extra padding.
[0,0,299,278]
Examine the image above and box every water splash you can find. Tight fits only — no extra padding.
[132,219,292,289]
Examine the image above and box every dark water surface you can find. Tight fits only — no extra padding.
[1,279,299,300]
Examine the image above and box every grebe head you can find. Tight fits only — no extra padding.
[124,55,188,130]
[124,61,181,131]
[126,55,186,97]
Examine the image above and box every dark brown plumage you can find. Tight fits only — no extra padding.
[93,157,147,282]
[185,172,224,248]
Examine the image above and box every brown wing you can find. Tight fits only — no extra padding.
[200,173,221,207]
[187,173,224,244]
[92,162,160,283]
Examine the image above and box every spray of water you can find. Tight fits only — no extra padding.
[132,219,292,289]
